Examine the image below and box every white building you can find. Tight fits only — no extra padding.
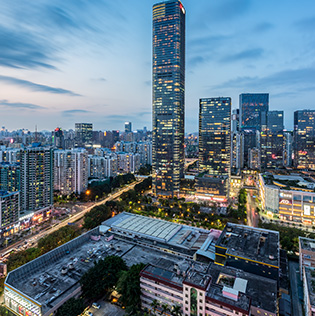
[54,149,88,195]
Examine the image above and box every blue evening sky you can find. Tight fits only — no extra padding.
[0,0,314,132]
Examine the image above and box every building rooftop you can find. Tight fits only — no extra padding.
[216,223,279,267]
[208,264,278,314]
[299,237,315,252]
[304,267,315,307]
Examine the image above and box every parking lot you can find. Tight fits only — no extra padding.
[86,301,125,316]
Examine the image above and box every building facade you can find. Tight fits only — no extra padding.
[152,0,185,196]
[75,123,93,147]
[0,191,20,234]
[20,145,53,213]
[54,149,88,195]
[294,110,315,170]
[0,162,20,192]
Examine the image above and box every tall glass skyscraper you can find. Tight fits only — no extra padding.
[152,0,185,196]
[199,98,231,176]
[294,110,315,169]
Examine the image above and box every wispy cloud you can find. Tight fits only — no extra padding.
[253,22,274,33]
[0,75,81,96]
[294,16,315,31]
[0,99,44,110]
[220,48,264,63]
[63,109,91,116]
[214,67,315,90]
[91,77,107,82]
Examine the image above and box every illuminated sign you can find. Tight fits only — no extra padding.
[280,199,292,205]
[280,193,292,199]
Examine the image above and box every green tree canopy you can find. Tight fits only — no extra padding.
[83,204,112,230]
[55,297,84,316]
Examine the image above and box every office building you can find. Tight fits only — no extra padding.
[0,162,20,192]
[248,147,261,170]
[294,110,315,169]
[239,93,269,166]
[4,214,278,316]
[152,0,185,196]
[302,267,315,316]
[124,122,132,133]
[0,191,20,235]
[198,97,231,199]
[54,149,88,195]
[231,132,242,173]
[260,111,284,169]
[20,144,53,213]
[231,109,240,133]
[75,123,93,147]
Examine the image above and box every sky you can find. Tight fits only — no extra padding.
[0,0,314,133]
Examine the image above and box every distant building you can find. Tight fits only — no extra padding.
[294,110,315,169]
[75,123,93,147]
[20,144,53,214]
[260,111,284,169]
[231,132,242,172]
[239,93,269,166]
[299,237,315,280]
[124,122,132,133]
[283,131,293,167]
[249,147,261,170]
[152,0,185,196]
[198,97,231,198]
[302,267,315,316]
[54,149,88,195]
[117,153,141,174]
[52,128,65,149]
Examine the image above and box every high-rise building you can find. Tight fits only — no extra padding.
[152,0,185,196]
[0,191,20,233]
[124,122,132,133]
[52,128,65,149]
[260,111,284,169]
[20,144,53,213]
[198,97,231,199]
[239,93,269,132]
[75,123,93,147]
[239,93,269,166]
[54,149,88,195]
[294,110,315,169]
[283,131,293,167]
[199,98,231,177]
[0,162,20,192]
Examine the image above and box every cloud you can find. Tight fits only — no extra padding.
[0,99,44,110]
[91,77,107,82]
[220,48,264,63]
[63,109,91,116]
[0,75,81,96]
[253,22,274,33]
[214,67,315,90]
[294,17,315,31]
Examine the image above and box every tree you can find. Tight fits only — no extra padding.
[80,255,127,300]
[55,298,84,316]
[171,305,182,316]
[160,304,170,315]
[116,263,146,313]
[151,300,160,315]
[83,204,112,229]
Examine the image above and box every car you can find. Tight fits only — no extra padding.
[92,303,101,309]
[85,312,93,316]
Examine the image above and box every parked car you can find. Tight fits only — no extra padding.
[92,302,101,309]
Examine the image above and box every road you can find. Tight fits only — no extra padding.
[85,301,125,316]
[246,191,259,227]
[288,260,303,316]
[0,180,142,257]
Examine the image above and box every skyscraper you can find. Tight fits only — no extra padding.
[260,111,284,168]
[20,144,53,213]
[75,123,93,147]
[198,97,231,199]
[239,93,269,166]
[199,98,231,176]
[152,0,185,196]
[294,110,315,169]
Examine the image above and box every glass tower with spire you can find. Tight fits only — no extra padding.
[152,0,185,196]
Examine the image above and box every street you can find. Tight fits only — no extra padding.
[246,190,259,227]
[0,180,142,258]
[85,301,125,316]
[288,260,303,316]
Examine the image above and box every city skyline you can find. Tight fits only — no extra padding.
[0,0,314,132]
